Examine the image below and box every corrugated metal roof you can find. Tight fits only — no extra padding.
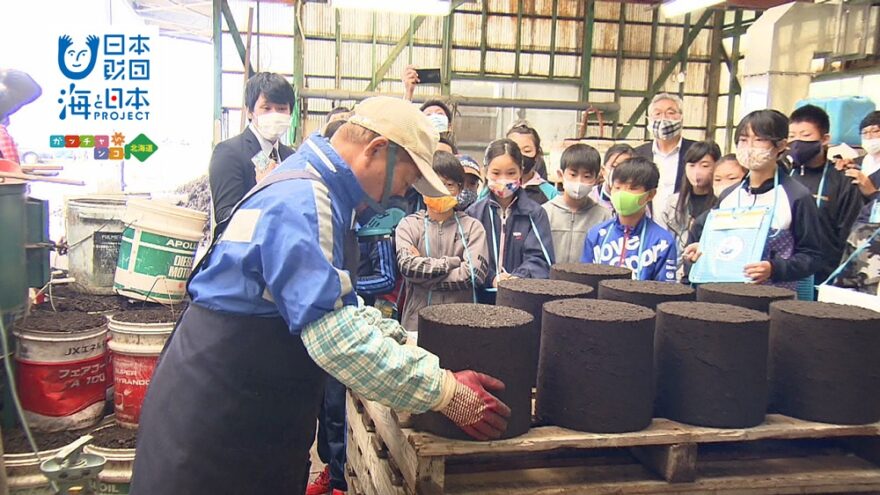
[215,0,736,137]
[595,1,622,21]
[452,12,482,48]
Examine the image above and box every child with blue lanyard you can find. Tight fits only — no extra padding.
[685,110,825,292]
[395,152,490,332]
[466,139,555,303]
[581,156,678,282]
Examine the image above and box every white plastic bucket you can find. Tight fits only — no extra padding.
[113,199,207,304]
[107,315,174,428]
[85,422,135,495]
[65,195,149,295]
[14,321,109,432]
[4,447,63,495]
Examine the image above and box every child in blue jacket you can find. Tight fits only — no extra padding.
[467,139,554,300]
[581,156,677,282]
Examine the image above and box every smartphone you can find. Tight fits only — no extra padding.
[416,68,442,85]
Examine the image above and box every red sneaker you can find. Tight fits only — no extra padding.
[305,466,331,495]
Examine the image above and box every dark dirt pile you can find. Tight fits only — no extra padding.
[2,427,90,454]
[112,306,186,324]
[90,423,138,449]
[17,311,106,333]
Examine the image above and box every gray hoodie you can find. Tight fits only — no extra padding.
[395,211,490,332]
[542,195,612,264]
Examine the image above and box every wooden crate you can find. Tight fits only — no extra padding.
[345,391,880,495]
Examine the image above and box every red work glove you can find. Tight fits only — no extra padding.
[440,370,511,441]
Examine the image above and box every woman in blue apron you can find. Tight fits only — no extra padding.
[465,139,554,304]
[687,110,824,291]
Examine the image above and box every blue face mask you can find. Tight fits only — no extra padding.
[426,113,449,133]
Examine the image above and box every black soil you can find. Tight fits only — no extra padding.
[2,427,90,454]
[655,302,770,428]
[550,263,632,294]
[42,285,172,314]
[769,301,880,425]
[497,278,595,298]
[90,423,138,449]
[537,299,655,433]
[496,279,594,387]
[697,283,795,313]
[598,280,695,309]
[112,306,186,324]
[415,304,534,440]
[17,311,106,333]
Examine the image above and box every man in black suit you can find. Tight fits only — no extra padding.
[209,72,296,231]
[633,93,695,228]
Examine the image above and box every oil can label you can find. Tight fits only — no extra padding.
[17,354,108,416]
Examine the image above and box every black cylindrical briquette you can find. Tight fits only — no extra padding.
[598,280,695,309]
[696,283,795,313]
[537,299,655,433]
[655,302,770,428]
[414,304,534,440]
[550,263,632,295]
[769,301,880,425]
[496,279,594,387]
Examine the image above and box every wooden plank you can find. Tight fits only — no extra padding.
[408,414,880,457]
[355,394,422,492]
[630,443,697,483]
[348,399,407,495]
[444,453,880,494]
[347,424,379,495]
[415,456,445,495]
[844,437,880,467]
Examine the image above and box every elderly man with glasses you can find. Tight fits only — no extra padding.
[634,93,696,227]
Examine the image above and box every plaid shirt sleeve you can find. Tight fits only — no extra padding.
[300,304,444,413]
[0,125,20,163]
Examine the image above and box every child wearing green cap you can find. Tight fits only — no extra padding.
[580,156,677,282]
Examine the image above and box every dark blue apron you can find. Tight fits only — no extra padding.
[131,170,358,494]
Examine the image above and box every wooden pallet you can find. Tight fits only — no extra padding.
[345,391,880,495]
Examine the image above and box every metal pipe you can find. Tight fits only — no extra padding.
[297,88,621,113]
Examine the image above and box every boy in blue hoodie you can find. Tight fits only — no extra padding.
[581,156,677,282]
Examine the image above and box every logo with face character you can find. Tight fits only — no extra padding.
[58,35,99,80]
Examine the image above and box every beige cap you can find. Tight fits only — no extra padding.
[348,96,449,198]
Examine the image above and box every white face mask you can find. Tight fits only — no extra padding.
[563,181,593,201]
[426,113,449,133]
[254,112,291,142]
[863,137,880,156]
[736,145,777,172]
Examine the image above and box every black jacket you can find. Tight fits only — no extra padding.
[788,162,864,283]
[208,127,294,226]
[634,137,696,192]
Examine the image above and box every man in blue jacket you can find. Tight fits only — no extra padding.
[130,97,512,494]
[582,157,678,282]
